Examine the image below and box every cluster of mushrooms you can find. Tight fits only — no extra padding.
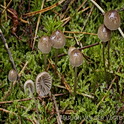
[38,30,83,95]
[98,10,121,42]
[8,9,122,97]
[8,30,84,96]
[8,69,52,97]
[38,30,66,70]
[97,10,121,77]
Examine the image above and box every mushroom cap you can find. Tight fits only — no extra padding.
[69,49,83,67]
[68,46,76,56]
[38,36,51,54]
[104,10,121,30]
[98,24,111,42]
[50,30,66,49]
[24,80,35,95]
[8,69,18,82]
[36,72,52,97]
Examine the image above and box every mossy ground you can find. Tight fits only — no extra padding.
[0,0,124,124]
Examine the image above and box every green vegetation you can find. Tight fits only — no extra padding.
[0,0,124,123]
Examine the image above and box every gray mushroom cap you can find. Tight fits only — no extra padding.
[50,30,66,49]
[8,69,18,82]
[98,24,111,42]
[36,72,52,97]
[69,49,83,67]
[38,36,52,54]
[68,46,76,56]
[104,10,121,30]
[24,80,35,96]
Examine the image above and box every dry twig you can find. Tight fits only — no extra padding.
[23,0,66,17]
[0,29,17,71]
[32,0,45,50]
[51,94,63,124]
[0,93,66,104]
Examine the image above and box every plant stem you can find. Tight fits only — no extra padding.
[74,67,78,95]
[55,49,58,71]
[51,94,63,124]
[118,27,124,38]
[44,54,47,71]
[90,0,105,14]
[32,0,45,50]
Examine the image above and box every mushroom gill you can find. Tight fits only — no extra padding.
[36,72,52,97]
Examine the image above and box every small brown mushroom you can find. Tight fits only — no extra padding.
[24,80,35,96]
[8,69,18,82]
[24,80,40,123]
[38,36,51,70]
[69,48,83,95]
[38,36,51,54]
[98,24,111,42]
[68,46,76,56]
[69,49,83,67]
[36,72,52,97]
[50,30,66,49]
[104,10,121,30]
[50,30,66,70]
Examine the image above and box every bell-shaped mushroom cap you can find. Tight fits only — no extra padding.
[104,10,121,30]
[50,30,66,49]
[68,46,76,56]
[8,69,18,82]
[69,49,83,67]
[24,80,35,95]
[98,24,111,42]
[38,36,51,54]
[36,72,52,97]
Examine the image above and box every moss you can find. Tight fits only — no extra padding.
[0,0,124,123]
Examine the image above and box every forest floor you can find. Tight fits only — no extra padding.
[0,0,124,124]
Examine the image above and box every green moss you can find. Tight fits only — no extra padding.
[0,0,124,123]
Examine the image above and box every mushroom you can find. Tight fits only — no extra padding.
[38,36,52,70]
[98,24,111,76]
[104,10,121,30]
[50,30,65,49]
[24,80,35,96]
[69,49,83,67]
[36,72,52,97]
[98,24,111,42]
[24,80,40,123]
[8,69,18,82]
[69,48,83,95]
[50,30,66,70]
[68,46,76,56]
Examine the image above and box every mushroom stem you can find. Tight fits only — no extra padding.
[28,85,33,97]
[74,67,78,95]
[44,54,47,70]
[107,41,110,70]
[55,49,58,71]
[9,81,14,94]
[102,43,107,80]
